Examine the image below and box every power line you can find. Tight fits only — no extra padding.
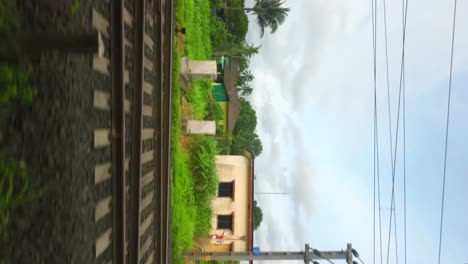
[382,0,394,182]
[371,0,377,262]
[402,0,407,263]
[438,0,458,263]
[371,0,383,263]
[382,0,401,260]
[386,0,409,263]
[312,248,336,264]
[357,256,367,264]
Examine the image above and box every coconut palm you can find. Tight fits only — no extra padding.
[223,0,290,37]
[237,83,254,96]
[237,70,254,86]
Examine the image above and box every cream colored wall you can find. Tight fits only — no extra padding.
[210,155,251,252]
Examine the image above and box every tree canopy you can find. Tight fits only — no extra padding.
[231,98,263,156]
[223,0,290,37]
[253,200,263,230]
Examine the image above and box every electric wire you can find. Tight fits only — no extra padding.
[386,0,409,263]
[402,0,407,263]
[357,256,367,264]
[438,0,458,263]
[312,248,336,264]
[371,0,377,262]
[371,0,383,263]
[381,4,401,259]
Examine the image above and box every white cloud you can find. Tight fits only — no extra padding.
[243,0,468,262]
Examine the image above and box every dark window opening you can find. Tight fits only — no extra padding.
[217,214,233,230]
[218,182,234,198]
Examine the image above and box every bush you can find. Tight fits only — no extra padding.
[195,206,213,235]
[210,17,230,52]
[188,79,212,119]
[224,0,248,42]
[0,0,19,32]
[205,99,224,122]
[0,150,43,241]
[190,135,219,206]
[0,64,35,105]
[209,0,225,9]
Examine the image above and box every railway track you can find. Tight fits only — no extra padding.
[91,0,173,263]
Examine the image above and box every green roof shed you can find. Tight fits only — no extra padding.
[212,83,228,102]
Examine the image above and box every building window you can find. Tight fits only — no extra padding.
[218,181,234,198]
[217,214,233,230]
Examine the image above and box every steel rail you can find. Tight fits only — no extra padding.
[110,0,126,263]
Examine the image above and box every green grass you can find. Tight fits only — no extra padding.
[0,0,19,32]
[177,0,214,120]
[172,1,221,263]
[0,152,44,241]
[171,41,197,262]
[189,135,219,234]
[70,0,81,15]
[0,0,40,246]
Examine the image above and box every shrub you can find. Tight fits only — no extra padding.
[188,80,212,119]
[0,64,35,105]
[195,205,213,235]
[0,0,19,32]
[224,0,248,42]
[0,150,43,240]
[190,135,219,206]
[205,99,224,122]
[210,17,230,52]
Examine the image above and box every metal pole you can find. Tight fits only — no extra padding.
[254,192,288,195]
[347,243,353,264]
[182,244,349,262]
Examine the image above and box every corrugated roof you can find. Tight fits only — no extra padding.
[223,58,241,131]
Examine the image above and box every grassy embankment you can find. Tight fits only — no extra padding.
[171,0,220,263]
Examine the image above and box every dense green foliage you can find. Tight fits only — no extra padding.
[201,261,240,264]
[224,0,249,42]
[231,98,263,156]
[190,135,219,206]
[171,134,219,262]
[177,0,219,121]
[0,152,44,241]
[0,1,35,106]
[252,0,290,37]
[0,0,40,249]
[0,0,18,32]
[224,0,290,37]
[205,99,224,124]
[172,1,223,263]
[0,65,35,105]
[253,200,263,230]
[209,16,230,52]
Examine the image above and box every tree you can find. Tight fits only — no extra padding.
[237,83,253,96]
[253,200,263,230]
[222,0,290,37]
[230,98,263,156]
[238,70,254,85]
[213,41,261,58]
[233,98,257,135]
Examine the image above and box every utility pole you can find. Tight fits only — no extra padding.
[183,243,356,263]
[254,192,288,195]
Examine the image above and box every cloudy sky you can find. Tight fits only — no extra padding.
[244,0,468,263]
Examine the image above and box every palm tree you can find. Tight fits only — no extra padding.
[237,70,254,86]
[222,0,290,37]
[237,83,254,96]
